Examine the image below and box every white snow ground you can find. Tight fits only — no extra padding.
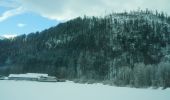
[0,80,170,100]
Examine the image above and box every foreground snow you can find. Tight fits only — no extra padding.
[0,80,170,100]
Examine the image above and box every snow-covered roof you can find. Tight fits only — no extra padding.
[9,73,48,78]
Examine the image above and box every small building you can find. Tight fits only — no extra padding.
[0,75,4,80]
[8,73,48,81]
[38,76,58,82]
[0,75,8,80]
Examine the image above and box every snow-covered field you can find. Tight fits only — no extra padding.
[0,80,170,100]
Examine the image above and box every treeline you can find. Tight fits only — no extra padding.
[0,10,170,88]
[112,62,170,88]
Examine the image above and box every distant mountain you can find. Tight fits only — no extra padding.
[0,36,6,40]
[0,34,17,40]
[0,10,170,88]
[2,34,17,39]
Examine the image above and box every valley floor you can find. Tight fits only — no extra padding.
[0,80,170,100]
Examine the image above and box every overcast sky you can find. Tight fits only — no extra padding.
[0,0,170,36]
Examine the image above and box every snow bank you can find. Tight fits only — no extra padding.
[0,80,170,100]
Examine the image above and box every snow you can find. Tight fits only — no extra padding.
[0,80,170,100]
[8,73,48,78]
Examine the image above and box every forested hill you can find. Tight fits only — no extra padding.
[0,10,170,88]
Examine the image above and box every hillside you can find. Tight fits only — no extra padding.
[0,10,170,88]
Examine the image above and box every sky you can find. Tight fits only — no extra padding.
[0,0,170,37]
